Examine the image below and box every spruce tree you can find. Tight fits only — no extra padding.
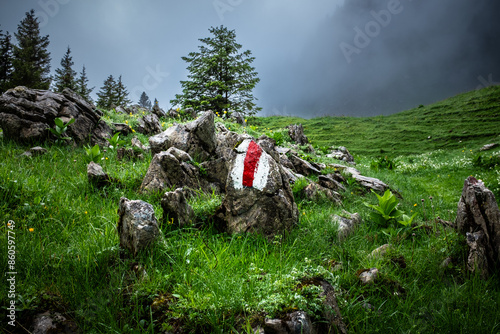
[75,65,94,103]
[115,75,131,106]
[0,28,14,93]
[171,25,260,115]
[96,75,117,110]
[138,91,152,109]
[53,46,77,92]
[11,9,51,89]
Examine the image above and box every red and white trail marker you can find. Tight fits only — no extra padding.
[231,139,270,191]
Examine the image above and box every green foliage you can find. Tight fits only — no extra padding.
[75,65,94,103]
[138,91,152,110]
[292,177,309,200]
[11,9,51,89]
[265,129,291,146]
[370,156,397,171]
[397,212,417,227]
[0,29,14,93]
[171,25,261,116]
[105,133,126,150]
[364,189,404,227]
[97,74,130,109]
[472,152,500,169]
[84,144,102,163]
[48,117,75,143]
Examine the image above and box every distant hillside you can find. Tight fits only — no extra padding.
[254,85,500,156]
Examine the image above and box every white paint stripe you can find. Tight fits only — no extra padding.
[231,152,246,190]
[252,151,270,191]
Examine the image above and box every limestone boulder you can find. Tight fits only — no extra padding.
[161,188,195,226]
[327,146,355,164]
[0,86,111,145]
[149,111,216,161]
[136,113,162,135]
[87,162,114,187]
[287,123,309,145]
[117,197,160,255]
[218,139,298,237]
[456,176,500,277]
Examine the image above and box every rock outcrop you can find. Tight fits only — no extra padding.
[218,139,298,237]
[161,188,195,226]
[136,113,162,135]
[456,176,500,277]
[149,111,216,160]
[0,86,111,145]
[87,161,114,188]
[287,124,309,145]
[327,146,355,164]
[117,197,160,255]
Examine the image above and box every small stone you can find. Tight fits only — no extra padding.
[359,268,379,284]
[480,143,499,151]
[161,188,195,226]
[371,244,392,257]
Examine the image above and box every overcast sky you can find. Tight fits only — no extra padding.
[1,0,499,117]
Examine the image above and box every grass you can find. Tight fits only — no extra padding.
[1,87,500,333]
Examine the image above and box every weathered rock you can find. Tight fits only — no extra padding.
[151,103,166,118]
[32,311,79,334]
[113,122,133,136]
[371,244,392,257]
[0,87,112,145]
[117,197,160,255]
[124,104,145,115]
[131,137,149,152]
[149,111,216,161]
[317,279,348,334]
[231,111,245,125]
[167,108,179,118]
[333,211,362,240]
[282,166,304,184]
[480,143,499,151]
[457,176,500,277]
[87,162,113,187]
[161,188,195,226]
[136,113,162,135]
[318,174,347,193]
[327,146,355,164]
[287,124,309,145]
[20,146,48,158]
[218,139,298,237]
[264,311,315,334]
[303,183,342,204]
[184,107,196,119]
[115,106,127,114]
[257,135,279,163]
[359,268,379,284]
[140,148,202,193]
[117,148,144,161]
[344,167,388,193]
[288,154,321,176]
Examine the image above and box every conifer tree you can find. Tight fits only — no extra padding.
[0,28,14,93]
[11,9,51,89]
[75,65,94,103]
[96,75,117,109]
[138,91,152,109]
[53,46,77,92]
[171,25,260,115]
[115,75,131,106]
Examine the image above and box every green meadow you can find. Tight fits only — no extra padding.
[1,86,500,333]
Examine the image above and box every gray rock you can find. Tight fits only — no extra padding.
[359,268,379,284]
[87,162,113,187]
[457,176,500,277]
[344,167,388,193]
[231,111,245,125]
[264,311,315,334]
[318,174,346,192]
[287,123,309,145]
[0,87,112,145]
[161,188,195,226]
[136,113,162,135]
[149,111,216,161]
[288,154,321,176]
[139,148,202,193]
[480,143,499,151]
[282,166,304,184]
[333,211,361,240]
[20,146,48,158]
[303,183,342,204]
[117,197,160,255]
[32,311,79,334]
[113,122,132,136]
[117,148,144,161]
[131,137,149,152]
[218,139,298,237]
[167,108,179,118]
[327,146,355,164]
[115,105,127,114]
[371,244,392,257]
[152,103,166,118]
[184,107,196,119]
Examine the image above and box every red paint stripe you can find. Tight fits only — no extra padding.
[243,141,262,187]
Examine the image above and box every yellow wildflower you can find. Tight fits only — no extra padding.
[28,228,34,232]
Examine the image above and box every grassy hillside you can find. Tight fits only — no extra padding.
[253,85,500,156]
[0,87,499,333]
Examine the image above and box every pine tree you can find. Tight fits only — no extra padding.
[0,28,14,93]
[138,91,152,109]
[75,65,94,103]
[115,75,131,106]
[171,25,260,115]
[53,46,77,92]
[11,9,51,89]
[96,75,117,110]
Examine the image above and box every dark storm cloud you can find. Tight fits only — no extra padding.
[0,0,499,117]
